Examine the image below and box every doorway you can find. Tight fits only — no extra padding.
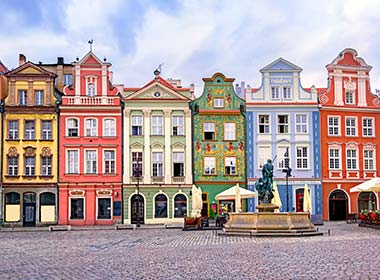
[295,189,304,212]
[329,190,348,221]
[23,192,36,227]
[131,194,144,224]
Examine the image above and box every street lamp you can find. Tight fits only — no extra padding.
[133,161,142,227]
[282,158,292,212]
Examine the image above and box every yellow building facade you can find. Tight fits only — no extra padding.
[2,58,58,226]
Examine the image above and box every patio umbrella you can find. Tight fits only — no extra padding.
[350,177,380,192]
[215,186,256,200]
[191,185,201,218]
[303,184,312,212]
[235,183,242,213]
[271,182,282,212]
[196,186,203,215]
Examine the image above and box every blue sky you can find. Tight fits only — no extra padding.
[1,0,379,94]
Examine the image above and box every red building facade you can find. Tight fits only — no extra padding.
[319,48,380,220]
[58,52,122,225]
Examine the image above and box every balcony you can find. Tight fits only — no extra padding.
[130,176,143,183]
[67,96,115,105]
[151,176,164,184]
[172,176,185,184]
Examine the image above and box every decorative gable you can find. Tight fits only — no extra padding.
[260,58,302,73]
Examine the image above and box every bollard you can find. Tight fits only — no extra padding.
[328,229,330,236]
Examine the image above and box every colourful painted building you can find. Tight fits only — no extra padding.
[191,73,246,218]
[319,48,380,220]
[2,55,58,226]
[245,58,322,220]
[122,70,193,225]
[0,59,9,224]
[41,57,73,92]
[58,51,123,226]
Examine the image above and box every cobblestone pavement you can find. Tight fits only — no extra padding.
[1,222,379,280]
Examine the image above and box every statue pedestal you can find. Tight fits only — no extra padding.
[219,212,322,237]
[256,203,279,213]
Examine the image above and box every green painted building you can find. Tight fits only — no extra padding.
[191,73,246,218]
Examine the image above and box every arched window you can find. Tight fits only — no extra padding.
[40,192,56,223]
[103,119,116,136]
[40,192,55,206]
[155,194,168,218]
[358,192,377,212]
[6,192,20,205]
[174,194,187,218]
[67,118,79,137]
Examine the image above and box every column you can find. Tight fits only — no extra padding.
[75,65,80,97]
[164,109,171,184]
[102,65,107,96]
[28,80,33,105]
[357,71,367,107]
[46,81,51,105]
[143,109,151,184]
[185,110,192,184]
[334,70,343,106]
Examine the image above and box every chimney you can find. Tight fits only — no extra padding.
[57,57,64,65]
[19,54,26,65]
[109,71,113,83]
[190,83,195,100]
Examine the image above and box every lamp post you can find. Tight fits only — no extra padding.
[282,158,292,212]
[134,161,142,227]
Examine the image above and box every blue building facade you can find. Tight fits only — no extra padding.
[245,58,322,221]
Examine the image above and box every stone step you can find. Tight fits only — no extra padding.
[49,225,71,232]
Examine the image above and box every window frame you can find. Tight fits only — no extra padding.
[152,152,164,177]
[85,118,98,137]
[362,117,374,137]
[103,149,116,174]
[172,115,184,136]
[66,118,79,137]
[277,114,289,134]
[173,152,184,177]
[213,98,224,108]
[224,156,237,175]
[271,86,280,99]
[345,117,357,137]
[258,114,270,134]
[24,156,36,176]
[346,148,358,170]
[7,156,18,176]
[151,115,163,136]
[41,155,53,176]
[295,113,308,134]
[131,115,143,136]
[282,86,292,99]
[97,197,112,220]
[70,197,85,220]
[103,118,116,137]
[224,122,236,141]
[18,90,27,106]
[8,120,19,140]
[41,120,53,140]
[24,120,36,140]
[296,146,308,169]
[328,116,340,136]
[203,122,216,140]
[67,149,79,174]
[345,91,354,104]
[85,149,98,174]
[204,156,216,175]
[329,147,341,170]
[363,149,375,170]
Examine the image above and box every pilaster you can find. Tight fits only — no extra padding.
[334,70,343,106]
[123,110,130,184]
[143,109,151,184]
[164,109,171,184]
[185,110,192,184]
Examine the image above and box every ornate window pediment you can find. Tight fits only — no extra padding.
[7,146,19,157]
[130,142,144,150]
[23,146,36,156]
[171,142,185,150]
[151,142,164,149]
[41,147,52,157]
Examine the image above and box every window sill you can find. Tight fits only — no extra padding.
[327,134,341,137]
[96,217,112,220]
[362,136,375,138]
[4,175,20,178]
[22,175,37,179]
[84,173,98,176]
[39,175,54,179]
[151,134,164,137]
[65,173,80,176]
[203,139,217,142]
[102,136,117,139]
[40,139,54,141]
[102,173,117,176]
[172,134,185,137]
[5,139,20,141]
[65,136,80,138]
[130,134,143,137]
[203,174,217,176]
[84,136,99,139]
[225,174,238,176]
[21,139,37,141]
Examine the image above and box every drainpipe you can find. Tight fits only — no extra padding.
[0,99,4,225]
[54,87,62,225]
[120,93,125,224]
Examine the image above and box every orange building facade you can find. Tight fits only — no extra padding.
[58,52,123,226]
[319,48,380,220]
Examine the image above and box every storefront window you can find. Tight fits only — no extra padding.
[98,198,111,219]
[70,198,84,219]
[358,192,377,212]
[219,200,234,215]
[174,194,187,218]
[155,194,167,218]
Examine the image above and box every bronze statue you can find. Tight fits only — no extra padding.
[255,159,274,204]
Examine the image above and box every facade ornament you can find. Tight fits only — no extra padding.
[344,77,356,92]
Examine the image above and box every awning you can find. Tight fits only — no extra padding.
[216,185,256,200]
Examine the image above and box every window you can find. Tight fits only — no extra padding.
[41,156,52,176]
[70,198,84,219]
[152,152,163,177]
[271,87,280,99]
[258,146,271,168]
[224,123,236,140]
[278,115,289,134]
[345,117,357,136]
[173,152,184,177]
[155,194,168,218]
[8,120,19,139]
[363,118,374,137]
[18,90,27,105]
[25,156,35,176]
[103,119,116,137]
[131,115,143,136]
[97,198,111,219]
[345,91,354,104]
[283,87,292,99]
[364,150,374,170]
[24,120,35,140]
[67,118,79,137]
[104,150,116,174]
[258,115,270,134]
[67,150,79,174]
[41,120,52,140]
[87,83,96,97]
[40,192,55,206]
[132,152,143,177]
[346,149,357,170]
[214,98,224,108]
[85,119,97,137]
[204,157,216,175]
[278,146,290,169]
[85,150,97,174]
[63,74,73,86]
[152,115,163,135]
[225,157,237,175]
[34,90,44,105]
[174,194,187,218]
[329,148,340,169]
[203,122,215,140]
[296,147,308,169]
[328,117,340,136]
[296,114,307,133]
[7,156,18,176]
[172,116,184,136]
